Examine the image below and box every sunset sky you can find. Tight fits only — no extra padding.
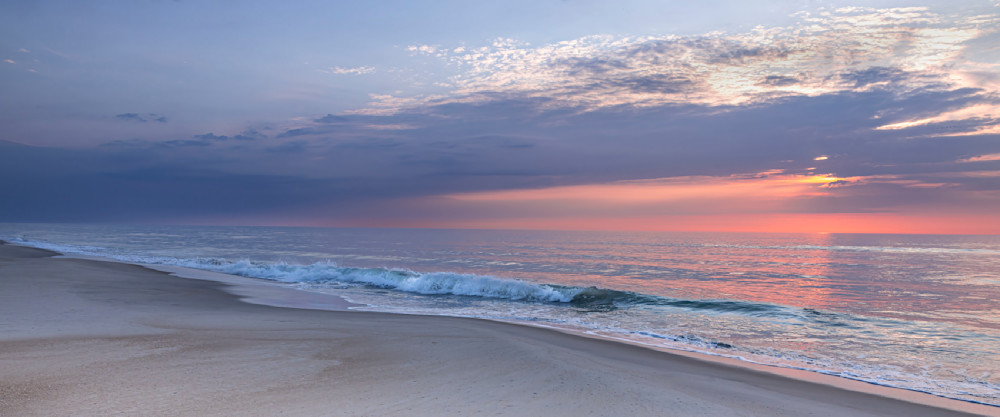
[2,1,1000,234]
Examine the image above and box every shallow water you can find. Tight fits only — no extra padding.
[3,223,999,406]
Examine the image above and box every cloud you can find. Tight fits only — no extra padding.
[233,128,266,141]
[323,66,375,75]
[193,133,228,141]
[7,3,1000,229]
[446,171,858,206]
[116,113,145,122]
[158,139,212,148]
[959,153,1000,163]
[4,59,15,64]
[760,75,800,87]
[315,114,350,123]
[115,113,168,123]
[407,44,439,55]
[0,141,346,223]
[192,128,267,142]
[841,67,910,88]
[7,83,1000,228]
[277,127,318,138]
[356,7,994,122]
[875,102,1000,136]
[99,139,146,148]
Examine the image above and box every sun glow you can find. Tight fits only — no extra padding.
[448,172,860,204]
[419,171,1000,234]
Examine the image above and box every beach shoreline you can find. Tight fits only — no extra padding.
[1,242,995,416]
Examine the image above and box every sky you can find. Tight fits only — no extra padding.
[2,0,1000,234]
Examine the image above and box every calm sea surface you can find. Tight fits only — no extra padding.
[3,223,999,406]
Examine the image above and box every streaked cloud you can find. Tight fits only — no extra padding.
[2,2,998,233]
[407,44,440,55]
[446,171,861,206]
[115,113,168,123]
[875,103,1000,136]
[193,129,266,142]
[323,66,375,75]
[959,153,1000,163]
[360,7,996,132]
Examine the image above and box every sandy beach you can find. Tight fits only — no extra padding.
[0,243,995,417]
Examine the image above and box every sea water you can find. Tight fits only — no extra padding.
[2,223,999,406]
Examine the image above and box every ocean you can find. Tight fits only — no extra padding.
[2,223,999,406]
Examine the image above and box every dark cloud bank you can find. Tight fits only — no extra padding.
[3,84,1000,224]
[116,113,168,123]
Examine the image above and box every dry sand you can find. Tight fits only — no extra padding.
[1,243,996,416]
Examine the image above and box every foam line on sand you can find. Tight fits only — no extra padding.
[1,243,995,416]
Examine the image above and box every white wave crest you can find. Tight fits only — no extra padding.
[182,259,580,302]
[2,236,581,302]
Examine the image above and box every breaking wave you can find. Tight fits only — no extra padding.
[185,259,582,303]
[173,259,817,318]
[4,235,813,319]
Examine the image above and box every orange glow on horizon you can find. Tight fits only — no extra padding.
[180,170,1000,235]
[409,171,998,235]
[392,213,1000,235]
[447,172,859,204]
[179,210,1000,236]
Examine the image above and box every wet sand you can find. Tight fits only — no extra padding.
[1,243,994,416]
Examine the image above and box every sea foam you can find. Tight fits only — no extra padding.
[179,259,581,303]
[4,235,808,317]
